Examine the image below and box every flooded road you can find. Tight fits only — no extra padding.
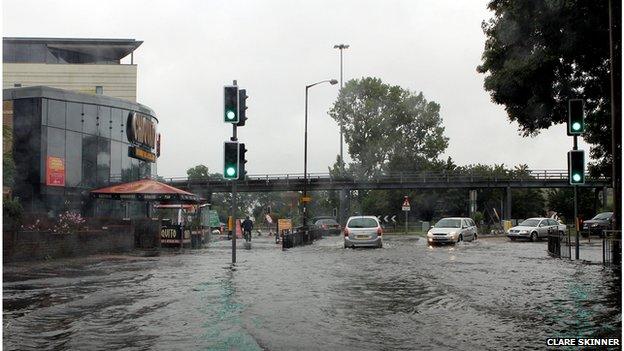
[4,235,621,350]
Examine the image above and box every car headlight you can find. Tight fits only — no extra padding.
[591,224,599,227]
[427,231,433,237]
[448,231,457,236]
[519,230,529,234]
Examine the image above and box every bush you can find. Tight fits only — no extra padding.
[472,211,484,225]
[3,197,23,230]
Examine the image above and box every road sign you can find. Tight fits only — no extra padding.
[391,215,396,223]
[384,215,389,222]
[300,196,312,203]
[402,196,410,211]
[265,214,273,224]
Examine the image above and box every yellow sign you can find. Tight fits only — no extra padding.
[227,216,234,231]
[129,146,157,163]
[300,196,312,203]
[278,218,292,231]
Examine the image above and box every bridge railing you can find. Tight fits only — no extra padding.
[160,169,608,185]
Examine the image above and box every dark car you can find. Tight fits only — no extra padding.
[312,217,341,236]
[582,212,613,237]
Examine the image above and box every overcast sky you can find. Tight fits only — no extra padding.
[3,0,590,177]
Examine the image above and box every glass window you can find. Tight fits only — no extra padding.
[47,99,66,129]
[82,135,98,188]
[347,217,379,228]
[435,218,461,228]
[111,108,123,141]
[121,144,132,182]
[66,131,82,187]
[41,99,48,126]
[110,141,122,182]
[98,106,111,138]
[121,110,131,143]
[66,102,82,132]
[83,104,97,135]
[46,127,65,159]
[139,161,151,179]
[97,138,111,186]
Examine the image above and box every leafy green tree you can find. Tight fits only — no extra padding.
[477,0,618,176]
[328,77,448,179]
[546,188,599,223]
[186,164,211,180]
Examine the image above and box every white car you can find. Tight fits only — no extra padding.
[426,217,477,245]
[343,216,383,248]
[507,217,564,242]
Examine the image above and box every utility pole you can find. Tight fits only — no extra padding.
[334,44,349,225]
[230,80,238,264]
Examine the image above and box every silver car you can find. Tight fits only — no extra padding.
[426,217,477,245]
[507,217,561,242]
[344,216,383,248]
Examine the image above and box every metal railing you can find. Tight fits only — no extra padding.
[160,169,608,184]
[603,230,621,267]
[282,227,323,249]
[548,229,572,259]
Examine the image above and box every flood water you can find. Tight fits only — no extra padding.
[3,235,621,350]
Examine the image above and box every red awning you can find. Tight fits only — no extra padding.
[90,178,201,203]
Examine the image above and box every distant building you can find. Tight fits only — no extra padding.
[3,37,142,102]
[3,38,159,218]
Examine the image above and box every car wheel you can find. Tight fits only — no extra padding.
[510,237,516,241]
[531,232,538,242]
[458,234,463,243]
[344,242,348,249]
[473,233,478,241]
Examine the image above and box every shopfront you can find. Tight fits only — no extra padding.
[3,86,160,218]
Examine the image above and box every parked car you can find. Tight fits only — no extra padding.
[426,217,477,245]
[582,212,614,237]
[312,217,341,236]
[507,217,563,242]
[343,216,383,248]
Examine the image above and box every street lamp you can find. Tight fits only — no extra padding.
[333,44,349,172]
[304,79,338,228]
[333,44,349,226]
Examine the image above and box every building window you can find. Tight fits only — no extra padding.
[14,83,22,88]
[95,86,103,95]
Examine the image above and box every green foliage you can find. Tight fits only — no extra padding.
[546,188,598,222]
[328,77,448,179]
[3,153,15,187]
[187,165,210,180]
[478,0,617,176]
[3,197,23,230]
[472,211,484,224]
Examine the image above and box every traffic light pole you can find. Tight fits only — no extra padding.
[573,135,579,260]
[231,80,238,264]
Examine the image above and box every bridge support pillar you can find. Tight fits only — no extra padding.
[469,190,477,217]
[339,188,347,225]
[505,186,512,220]
[602,186,608,209]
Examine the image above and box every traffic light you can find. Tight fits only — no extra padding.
[237,89,248,127]
[224,86,239,123]
[567,99,584,135]
[568,150,585,184]
[238,143,247,179]
[223,141,240,180]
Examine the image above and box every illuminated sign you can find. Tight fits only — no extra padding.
[46,156,65,186]
[127,112,157,149]
[128,146,157,163]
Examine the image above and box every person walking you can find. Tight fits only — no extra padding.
[242,216,253,242]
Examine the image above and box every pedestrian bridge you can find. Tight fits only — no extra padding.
[163,170,610,193]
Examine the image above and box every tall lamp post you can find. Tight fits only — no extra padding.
[334,44,349,226]
[304,79,338,228]
[333,44,349,171]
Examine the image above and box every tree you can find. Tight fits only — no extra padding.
[478,0,618,176]
[328,77,448,179]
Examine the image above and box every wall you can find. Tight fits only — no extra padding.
[3,225,134,262]
[3,63,137,102]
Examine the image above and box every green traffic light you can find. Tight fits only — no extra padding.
[572,122,581,131]
[226,110,236,120]
[572,173,581,182]
[226,167,236,177]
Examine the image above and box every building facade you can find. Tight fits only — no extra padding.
[3,37,142,102]
[4,86,159,217]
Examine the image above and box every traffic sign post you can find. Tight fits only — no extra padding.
[402,196,410,234]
